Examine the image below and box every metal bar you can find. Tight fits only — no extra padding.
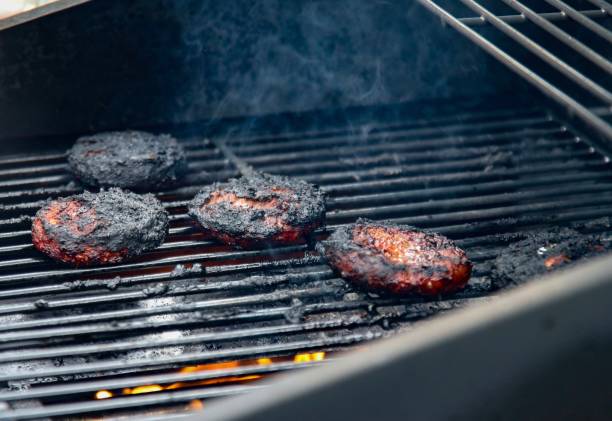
[0,145,591,219]
[0,360,323,401]
[328,172,611,208]
[0,319,366,363]
[383,199,612,229]
[459,0,612,104]
[0,296,489,346]
[129,178,612,231]
[232,116,556,154]
[244,127,567,165]
[0,279,338,317]
[257,142,586,176]
[3,171,606,259]
[586,0,612,14]
[0,260,321,301]
[328,183,612,221]
[416,0,612,140]
[0,297,482,351]
[501,0,612,74]
[0,159,607,236]
[545,0,612,43]
[0,384,263,421]
[324,161,608,195]
[2,196,611,306]
[0,153,65,167]
[0,244,308,284]
[458,9,607,26]
[0,164,230,195]
[0,285,335,329]
[200,256,612,421]
[0,333,380,382]
[0,138,577,207]
[243,130,571,167]
[225,107,543,146]
[0,181,608,277]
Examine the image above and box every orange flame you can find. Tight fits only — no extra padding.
[94,351,327,401]
[95,390,113,399]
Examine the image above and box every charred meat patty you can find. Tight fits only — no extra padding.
[68,131,188,190]
[317,219,472,296]
[32,188,169,266]
[490,226,611,290]
[188,173,325,247]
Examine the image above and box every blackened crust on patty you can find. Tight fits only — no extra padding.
[490,227,611,290]
[68,131,188,190]
[188,173,326,247]
[317,218,472,296]
[32,188,169,266]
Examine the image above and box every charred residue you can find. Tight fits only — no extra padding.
[189,173,326,247]
[68,131,188,190]
[32,188,169,266]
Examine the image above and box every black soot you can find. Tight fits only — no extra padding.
[490,222,612,290]
[67,130,188,190]
[317,218,472,296]
[188,173,326,247]
[32,188,169,266]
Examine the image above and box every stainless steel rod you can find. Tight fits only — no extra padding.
[586,0,612,14]
[459,0,612,105]
[459,9,607,26]
[416,0,612,140]
[502,0,612,74]
[545,0,612,43]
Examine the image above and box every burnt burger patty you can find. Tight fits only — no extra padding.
[188,173,325,247]
[32,188,169,266]
[317,218,472,296]
[68,131,187,189]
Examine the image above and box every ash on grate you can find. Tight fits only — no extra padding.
[489,219,612,289]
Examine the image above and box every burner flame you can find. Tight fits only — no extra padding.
[94,351,327,401]
[95,390,113,400]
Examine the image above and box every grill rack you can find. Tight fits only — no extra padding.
[0,101,612,419]
[417,0,612,142]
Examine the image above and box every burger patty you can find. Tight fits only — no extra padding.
[317,219,472,296]
[490,226,611,290]
[68,131,188,190]
[32,188,169,266]
[188,173,326,247]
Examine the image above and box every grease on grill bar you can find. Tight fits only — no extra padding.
[1,102,612,420]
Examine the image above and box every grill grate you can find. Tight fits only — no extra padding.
[417,0,612,142]
[0,101,612,419]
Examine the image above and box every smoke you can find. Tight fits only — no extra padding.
[166,0,499,130]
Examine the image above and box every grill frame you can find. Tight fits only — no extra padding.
[0,98,612,419]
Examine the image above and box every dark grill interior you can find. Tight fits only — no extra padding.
[1,99,611,420]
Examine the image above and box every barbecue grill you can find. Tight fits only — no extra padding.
[0,1,611,419]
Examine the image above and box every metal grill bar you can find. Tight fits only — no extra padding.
[416,0,612,142]
[459,0,612,104]
[0,360,324,401]
[458,9,607,26]
[587,0,612,14]
[222,106,543,146]
[0,385,263,421]
[545,0,612,42]
[0,296,486,345]
[0,105,611,418]
[500,0,612,74]
[0,333,380,382]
